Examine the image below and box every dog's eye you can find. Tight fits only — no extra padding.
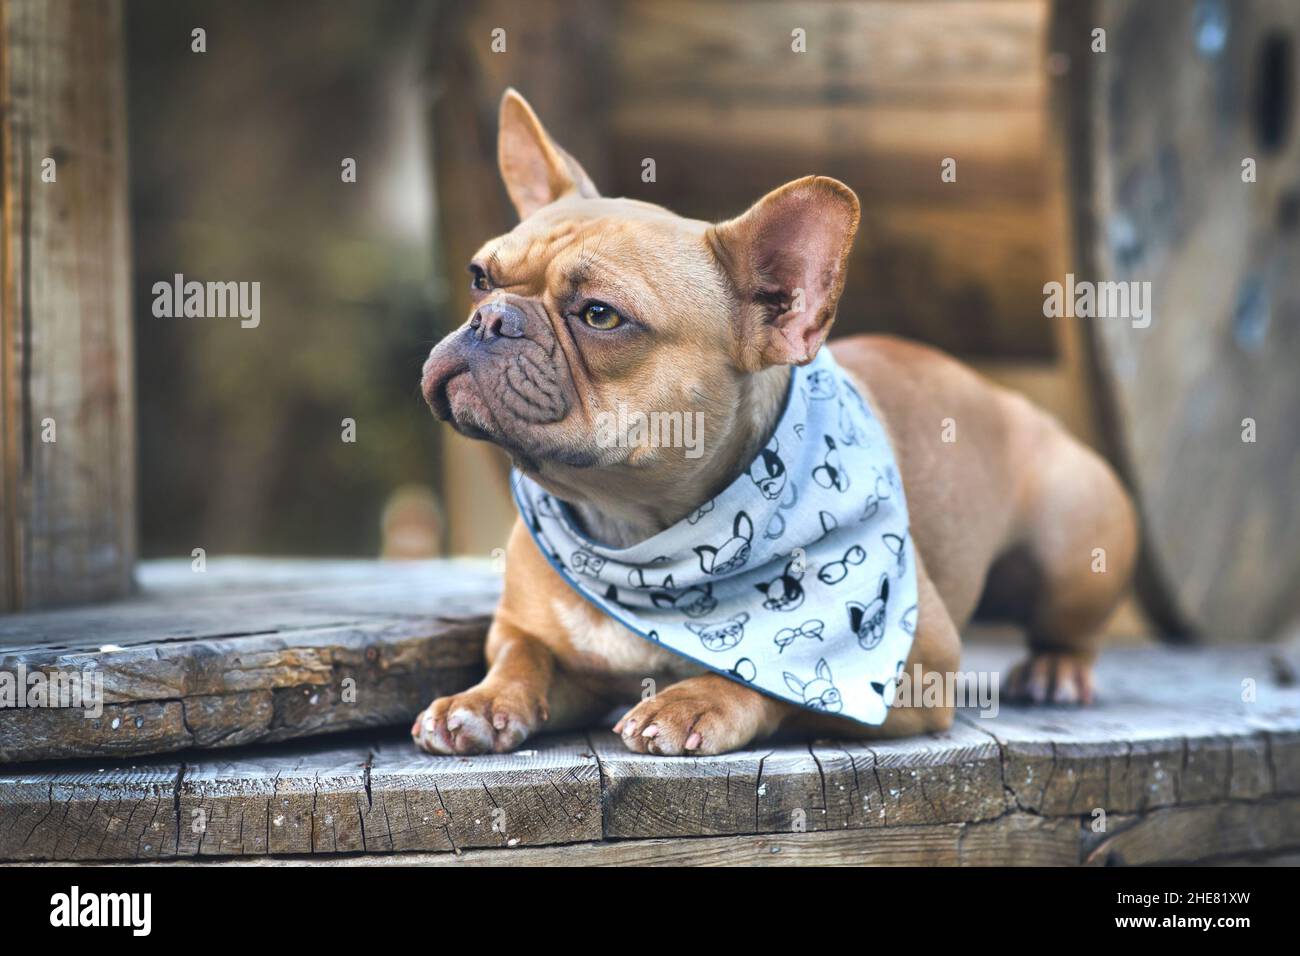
[581,303,622,330]
[469,265,490,292]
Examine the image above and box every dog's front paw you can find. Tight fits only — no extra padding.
[1007,651,1095,705]
[411,683,548,755]
[613,675,766,756]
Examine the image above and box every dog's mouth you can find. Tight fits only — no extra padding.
[425,366,461,420]
[419,331,597,472]
[424,369,456,421]
[430,371,495,441]
[421,344,487,434]
[424,363,546,469]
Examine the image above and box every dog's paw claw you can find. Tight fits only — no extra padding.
[412,685,544,755]
[1007,651,1095,706]
[614,679,756,756]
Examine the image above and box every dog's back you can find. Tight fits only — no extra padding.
[833,333,1137,643]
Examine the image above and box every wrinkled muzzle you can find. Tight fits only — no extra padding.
[420,295,578,459]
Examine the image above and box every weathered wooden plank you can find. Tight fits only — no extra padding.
[590,732,821,839]
[593,718,1008,840]
[0,558,499,762]
[964,709,1273,816]
[366,734,601,853]
[1082,798,1300,866]
[1268,731,1300,796]
[4,685,1299,865]
[959,814,1082,867]
[1183,849,1300,867]
[0,557,502,652]
[613,1,1049,107]
[610,104,1047,204]
[0,619,488,762]
[361,825,970,866]
[600,0,1059,361]
[0,731,600,862]
[176,743,373,857]
[0,759,179,862]
[4,567,1300,862]
[811,721,1007,830]
[958,643,1300,816]
[0,0,135,611]
[131,557,494,598]
[609,117,1055,357]
[62,814,1083,867]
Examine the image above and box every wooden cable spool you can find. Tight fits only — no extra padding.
[1057,0,1300,642]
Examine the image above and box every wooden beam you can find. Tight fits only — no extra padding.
[0,0,136,611]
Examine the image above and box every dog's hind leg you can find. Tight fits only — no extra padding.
[1002,420,1139,704]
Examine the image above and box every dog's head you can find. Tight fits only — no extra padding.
[422,90,859,510]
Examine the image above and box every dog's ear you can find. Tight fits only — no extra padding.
[498,89,599,219]
[711,176,860,369]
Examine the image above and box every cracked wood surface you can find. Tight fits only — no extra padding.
[591,720,1007,838]
[3,638,1299,863]
[2,557,1299,863]
[0,558,499,762]
[0,731,601,862]
[959,644,1300,816]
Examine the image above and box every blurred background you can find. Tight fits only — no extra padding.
[127,0,1073,563]
[6,0,1298,646]
[128,0,443,558]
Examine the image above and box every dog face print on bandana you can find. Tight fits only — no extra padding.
[512,347,918,727]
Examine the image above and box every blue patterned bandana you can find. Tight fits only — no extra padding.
[511,348,917,726]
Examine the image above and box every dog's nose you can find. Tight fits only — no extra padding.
[470,301,527,340]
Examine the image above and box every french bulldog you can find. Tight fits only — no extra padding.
[413,89,1138,756]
